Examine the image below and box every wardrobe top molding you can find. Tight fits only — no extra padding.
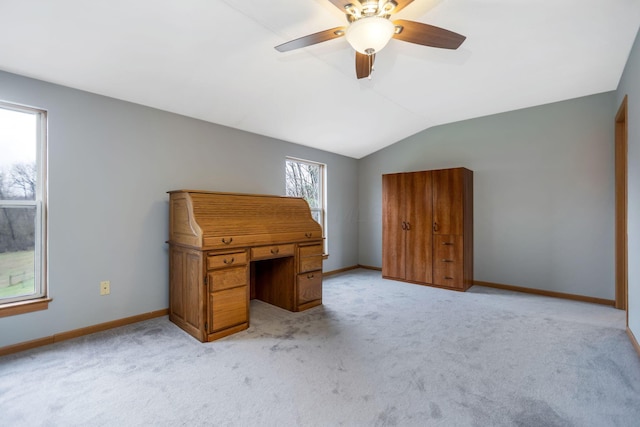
[167,190,323,251]
[385,167,472,174]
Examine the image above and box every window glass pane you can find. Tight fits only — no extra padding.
[286,159,321,208]
[285,157,326,253]
[0,206,36,298]
[0,108,37,201]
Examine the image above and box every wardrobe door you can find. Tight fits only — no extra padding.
[382,173,406,279]
[404,172,433,283]
[432,168,464,236]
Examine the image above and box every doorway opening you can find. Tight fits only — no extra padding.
[615,95,628,318]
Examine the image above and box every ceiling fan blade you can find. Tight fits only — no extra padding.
[392,0,415,13]
[355,52,375,79]
[326,0,362,13]
[392,19,466,49]
[275,27,346,52]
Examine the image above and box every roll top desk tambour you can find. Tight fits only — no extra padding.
[168,190,324,342]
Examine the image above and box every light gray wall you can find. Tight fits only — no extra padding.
[0,70,358,348]
[617,28,640,340]
[358,92,616,300]
[2,49,635,348]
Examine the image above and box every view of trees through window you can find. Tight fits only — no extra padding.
[285,158,324,227]
[0,106,41,302]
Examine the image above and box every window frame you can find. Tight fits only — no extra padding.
[0,100,49,317]
[285,156,327,254]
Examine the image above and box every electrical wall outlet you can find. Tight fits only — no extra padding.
[100,280,110,296]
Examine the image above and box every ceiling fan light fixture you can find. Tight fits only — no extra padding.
[345,16,395,54]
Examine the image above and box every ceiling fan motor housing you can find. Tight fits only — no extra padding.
[345,1,397,20]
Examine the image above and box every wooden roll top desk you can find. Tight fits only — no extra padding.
[168,190,324,342]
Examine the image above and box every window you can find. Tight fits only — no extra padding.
[0,101,48,315]
[285,157,326,251]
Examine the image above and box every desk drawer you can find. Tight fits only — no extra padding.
[251,244,294,260]
[207,251,247,270]
[297,271,322,304]
[299,256,322,273]
[298,243,323,258]
[298,243,323,273]
[207,266,248,292]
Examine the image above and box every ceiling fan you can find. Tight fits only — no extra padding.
[274,0,466,79]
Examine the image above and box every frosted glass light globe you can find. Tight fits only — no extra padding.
[345,16,395,54]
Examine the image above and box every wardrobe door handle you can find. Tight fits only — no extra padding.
[442,259,453,263]
[401,221,407,230]
[433,222,439,232]
[442,242,454,246]
[444,276,454,280]
[405,222,411,230]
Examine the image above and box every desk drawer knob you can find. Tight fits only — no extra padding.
[271,248,279,255]
[442,242,454,246]
[223,257,235,265]
[305,232,313,238]
[442,259,454,263]
[307,273,314,279]
[222,237,233,245]
[444,276,454,280]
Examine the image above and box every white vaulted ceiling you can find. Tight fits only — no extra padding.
[0,0,639,158]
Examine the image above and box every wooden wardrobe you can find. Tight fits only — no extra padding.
[382,167,473,291]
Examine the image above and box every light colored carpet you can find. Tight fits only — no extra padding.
[1,269,639,426]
